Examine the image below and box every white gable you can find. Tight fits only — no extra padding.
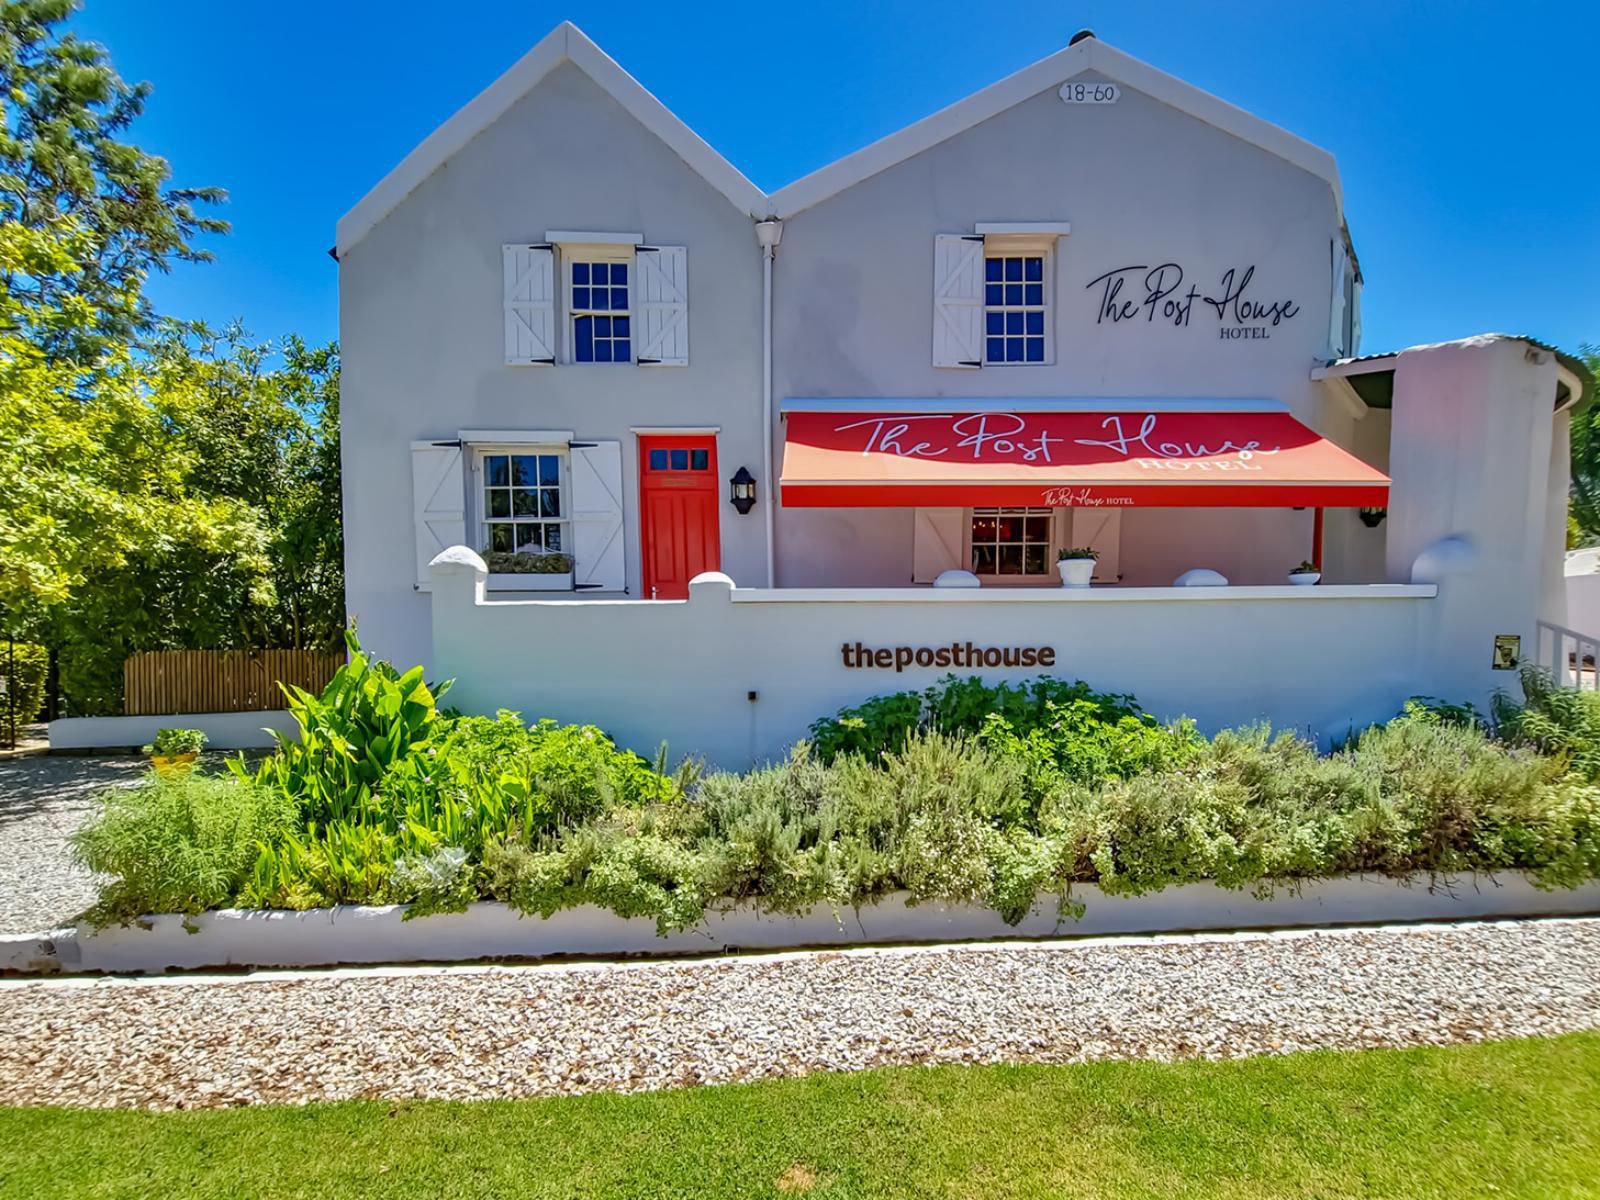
[336,22,766,256]
[766,37,1344,223]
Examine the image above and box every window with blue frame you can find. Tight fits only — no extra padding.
[983,254,1047,364]
[570,259,631,363]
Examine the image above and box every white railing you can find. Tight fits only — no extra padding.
[1535,620,1600,690]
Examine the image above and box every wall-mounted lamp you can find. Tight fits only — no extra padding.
[730,466,757,515]
[1359,507,1387,528]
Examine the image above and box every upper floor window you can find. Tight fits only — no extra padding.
[570,259,631,363]
[984,254,1047,365]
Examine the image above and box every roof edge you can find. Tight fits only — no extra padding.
[335,22,766,257]
[767,37,1343,220]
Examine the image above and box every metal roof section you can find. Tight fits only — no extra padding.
[1314,334,1592,412]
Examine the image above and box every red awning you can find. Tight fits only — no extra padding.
[780,408,1390,508]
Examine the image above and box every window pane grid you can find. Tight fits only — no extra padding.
[482,453,567,561]
[970,506,1052,576]
[571,260,631,363]
[984,254,1047,364]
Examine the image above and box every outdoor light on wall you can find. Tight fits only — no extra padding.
[1359,507,1387,528]
[730,467,757,515]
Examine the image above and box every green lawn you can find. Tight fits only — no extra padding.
[3,1034,1599,1200]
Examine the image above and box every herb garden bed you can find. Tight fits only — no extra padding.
[28,634,1600,976]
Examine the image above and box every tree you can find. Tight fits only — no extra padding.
[46,325,343,712]
[0,223,269,643]
[0,0,227,358]
[1570,344,1600,546]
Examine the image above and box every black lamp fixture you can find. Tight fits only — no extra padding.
[729,466,757,515]
[1359,506,1387,528]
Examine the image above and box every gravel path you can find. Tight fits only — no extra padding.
[0,756,140,934]
[2,917,1596,1110]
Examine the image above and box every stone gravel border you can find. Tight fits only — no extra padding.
[1,917,1596,1110]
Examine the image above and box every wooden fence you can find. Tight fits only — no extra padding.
[123,649,346,716]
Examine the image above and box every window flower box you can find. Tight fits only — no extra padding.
[483,550,574,592]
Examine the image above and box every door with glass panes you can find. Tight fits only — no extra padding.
[639,436,720,600]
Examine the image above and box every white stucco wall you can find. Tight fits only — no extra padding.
[770,70,1350,588]
[340,63,765,668]
[431,555,1436,768]
[1384,337,1562,701]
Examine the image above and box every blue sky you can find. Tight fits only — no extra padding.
[71,0,1598,358]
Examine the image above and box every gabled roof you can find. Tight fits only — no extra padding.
[335,22,766,257]
[766,35,1343,221]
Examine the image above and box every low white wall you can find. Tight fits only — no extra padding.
[48,711,297,751]
[431,550,1437,768]
[8,875,1594,975]
[1566,558,1600,639]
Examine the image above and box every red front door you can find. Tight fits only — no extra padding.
[639,435,721,599]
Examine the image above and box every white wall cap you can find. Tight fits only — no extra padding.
[932,569,982,588]
[688,571,736,593]
[1174,568,1229,587]
[1410,535,1478,583]
[430,546,489,576]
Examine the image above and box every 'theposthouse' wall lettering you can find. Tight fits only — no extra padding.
[842,642,1056,672]
[1086,263,1300,340]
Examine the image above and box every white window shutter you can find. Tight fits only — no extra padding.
[410,441,466,590]
[504,244,556,365]
[636,246,688,366]
[1068,508,1122,584]
[570,440,626,591]
[912,508,966,582]
[1328,238,1349,358]
[933,234,984,368]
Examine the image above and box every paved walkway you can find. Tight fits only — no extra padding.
[2,917,1596,1110]
[0,755,141,934]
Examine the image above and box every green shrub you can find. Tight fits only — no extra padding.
[237,629,449,824]
[73,774,296,924]
[978,700,1202,802]
[808,674,1149,762]
[0,641,47,727]
[1495,667,1600,780]
[76,663,1600,933]
[143,728,207,756]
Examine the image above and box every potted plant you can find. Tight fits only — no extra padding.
[1287,560,1322,586]
[143,728,207,776]
[1056,546,1099,588]
[482,549,575,592]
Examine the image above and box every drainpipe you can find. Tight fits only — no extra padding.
[755,218,783,588]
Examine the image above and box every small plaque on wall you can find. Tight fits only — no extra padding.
[1491,635,1521,670]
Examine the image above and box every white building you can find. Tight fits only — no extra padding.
[336,23,1589,766]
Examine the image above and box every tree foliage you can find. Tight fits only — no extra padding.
[49,324,344,713]
[1570,344,1600,546]
[0,3,344,714]
[0,0,227,357]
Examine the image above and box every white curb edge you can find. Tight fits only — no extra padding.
[4,873,1598,976]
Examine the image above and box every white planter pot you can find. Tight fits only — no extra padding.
[1287,571,1321,587]
[1057,558,1096,587]
[488,571,574,592]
